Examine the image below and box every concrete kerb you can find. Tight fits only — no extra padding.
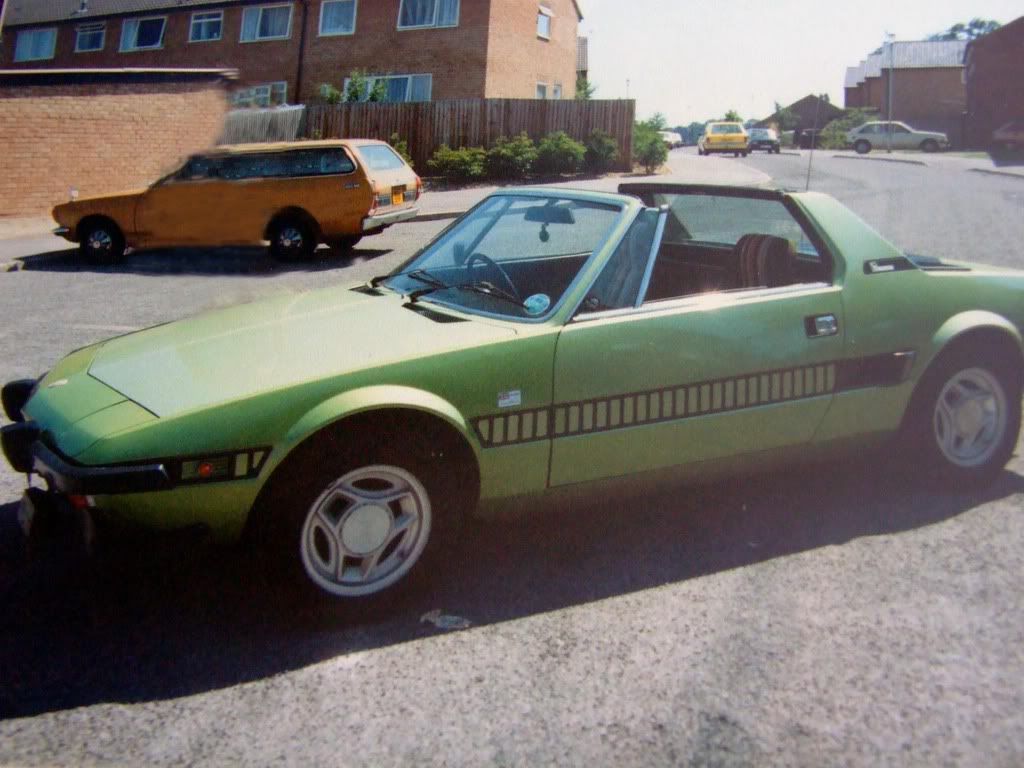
[968,168,1024,181]
[832,154,927,167]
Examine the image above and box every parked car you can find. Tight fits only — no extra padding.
[51,140,421,263]
[846,121,949,154]
[991,120,1024,152]
[698,122,749,156]
[5,183,1023,604]
[659,131,684,149]
[748,127,781,153]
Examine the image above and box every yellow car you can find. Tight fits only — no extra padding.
[52,140,421,263]
[698,122,749,157]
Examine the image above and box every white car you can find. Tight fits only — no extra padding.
[846,121,949,154]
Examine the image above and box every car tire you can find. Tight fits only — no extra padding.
[269,218,315,261]
[253,426,467,605]
[742,151,749,157]
[921,139,940,153]
[901,346,1022,489]
[79,218,126,265]
[854,140,871,155]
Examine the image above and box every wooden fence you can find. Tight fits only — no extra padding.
[304,99,635,172]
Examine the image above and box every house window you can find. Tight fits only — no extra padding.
[397,0,459,29]
[190,11,223,42]
[536,82,548,99]
[552,83,562,100]
[343,73,432,102]
[75,23,105,52]
[120,17,167,51]
[320,0,357,36]
[537,7,552,39]
[14,28,57,61]
[240,4,293,42]
[232,82,288,108]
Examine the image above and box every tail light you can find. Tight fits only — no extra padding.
[415,175,423,200]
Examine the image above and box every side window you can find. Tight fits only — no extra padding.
[179,156,219,180]
[892,124,910,134]
[581,209,661,312]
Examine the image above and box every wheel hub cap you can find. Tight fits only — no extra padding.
[933,367,1007,467]
[341,505,392,554]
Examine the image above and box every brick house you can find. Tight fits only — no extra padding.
[0,0,582,106]
[964,15,1024,149]
[843,40,967,146]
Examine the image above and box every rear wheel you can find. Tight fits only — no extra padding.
[854,140,871,155]
[79,219,125,264]
[269,218,315,261]
[901,347,1021,488]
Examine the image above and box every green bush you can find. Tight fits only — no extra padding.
[536,131,586,175]
[486,133,538,178]
[817,107,877,149]
[633,120,668,173]
[427,145,487,181]
[389,133,414,168]
[584,130,619,173]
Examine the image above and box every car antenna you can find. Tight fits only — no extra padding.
[805,96,822,191]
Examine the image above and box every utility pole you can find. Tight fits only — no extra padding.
[885,32,895,153]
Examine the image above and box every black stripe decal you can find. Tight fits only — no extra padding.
[472,352,913,449]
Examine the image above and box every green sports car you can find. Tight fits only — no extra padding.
[3,183,1023,602]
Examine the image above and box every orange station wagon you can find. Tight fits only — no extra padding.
[52,139,422,262]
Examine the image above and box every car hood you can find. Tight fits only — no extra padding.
[52,189,146,220]
[86,285,518,418]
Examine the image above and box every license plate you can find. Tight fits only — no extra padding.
[391,191,404,206]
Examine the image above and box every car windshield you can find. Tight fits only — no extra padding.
[381,194,623,320]
[711,124,742,134]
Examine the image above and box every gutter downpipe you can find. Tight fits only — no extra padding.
[295,0,309,104]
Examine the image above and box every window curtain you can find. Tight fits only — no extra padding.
[436,0,458,26]
[260,6,290,38]
[409,75,432,101]
[400,0,458,27]
[135,18,164,47]
[240,8,260,40]
[321,0,355,33]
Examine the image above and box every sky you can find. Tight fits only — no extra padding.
[578,0,1022,127]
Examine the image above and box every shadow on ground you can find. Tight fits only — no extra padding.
[15,245,390,276]
[1,460,1022,719]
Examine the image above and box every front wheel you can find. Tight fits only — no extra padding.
[921,139,940,153]
[79,219,126,264]
[902,349,1021,488]
[854,140,871,155]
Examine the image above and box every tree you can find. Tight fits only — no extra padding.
[633,118,668,173]
[647,112,669,131]
[772,101,799,131]
[344,70,386,103]
[928,18,1001,41]
[723,109,742,122]
[575,74,596,100]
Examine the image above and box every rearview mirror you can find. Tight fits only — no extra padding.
[524,205,575,225]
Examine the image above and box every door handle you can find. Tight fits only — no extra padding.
[805,314,838,338]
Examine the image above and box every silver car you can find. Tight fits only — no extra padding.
[846,121,949,154]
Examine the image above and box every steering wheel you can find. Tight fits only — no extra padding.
[465,253,521,302]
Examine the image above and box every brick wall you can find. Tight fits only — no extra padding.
[299,0,491,103]
[485,0,578,99]
[0,5,301,96]
[0,73,229,217]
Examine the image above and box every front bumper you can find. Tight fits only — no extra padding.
[1,422,171,494]
[53,226,73,241]
[362,206,419,232]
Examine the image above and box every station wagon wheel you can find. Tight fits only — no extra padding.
[903,347,1022,488]
[300,464,432,597]
[269,219,315,261]
[79,219,125,264]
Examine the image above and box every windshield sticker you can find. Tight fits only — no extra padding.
[523,294,551,316]
[498,390,522,409]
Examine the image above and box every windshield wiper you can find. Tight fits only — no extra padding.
[369,268,447,289]
[453,281,525,309]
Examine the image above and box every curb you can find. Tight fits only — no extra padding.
[967,168,1024,181]
[412,211,464,223]
[831,154,927,167]
[779,151,801,157]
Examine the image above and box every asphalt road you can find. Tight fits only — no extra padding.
[1,154,1023,767]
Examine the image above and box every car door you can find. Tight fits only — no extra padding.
[135,155,231,247]
[548,188,845,487]
[890,123,914,149]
